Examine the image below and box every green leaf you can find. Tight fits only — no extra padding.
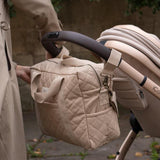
[46,138,54,143]
[150,141,160,160]
[107,154,116,159]
[126,0,160,15]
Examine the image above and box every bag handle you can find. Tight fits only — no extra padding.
[49,56,98,67]
[31,71,64,103]
[61,57,96,67]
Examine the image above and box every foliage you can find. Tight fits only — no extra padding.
[7,0,16,18]
[107,154,116,159]
[51,0,66,13]
[150,141,160,160]
[61,151,88,160]
[79,152,88,160]
[126,0,160,15]
[26,144,45,158]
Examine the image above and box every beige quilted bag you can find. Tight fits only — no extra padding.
[30,56,120,149]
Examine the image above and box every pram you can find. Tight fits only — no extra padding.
[41,25,160,160]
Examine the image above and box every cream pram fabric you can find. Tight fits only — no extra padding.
[98,25,160,137]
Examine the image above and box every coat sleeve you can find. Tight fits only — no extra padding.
[11,0,62,36]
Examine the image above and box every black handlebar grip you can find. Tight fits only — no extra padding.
[41,31,111,60]
[41,36,62,58]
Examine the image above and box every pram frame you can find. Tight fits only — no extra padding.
[115,130,137,160]
[105,40,160,79]
[42,31,160,99]
[41,30,160,160]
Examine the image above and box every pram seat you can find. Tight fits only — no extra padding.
[98,25,160,137]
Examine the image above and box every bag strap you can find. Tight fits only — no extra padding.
[31,71,64,103]
[101,49,121,76]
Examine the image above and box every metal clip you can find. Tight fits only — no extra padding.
[103,76,109,89]
[0,21,10,31]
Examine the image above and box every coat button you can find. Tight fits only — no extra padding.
[0,21,10,31]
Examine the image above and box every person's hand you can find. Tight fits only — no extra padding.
[16,65,31,84]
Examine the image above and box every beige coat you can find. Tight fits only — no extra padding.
[0,0,61,159]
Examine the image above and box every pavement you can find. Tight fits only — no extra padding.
[23,107,160,160]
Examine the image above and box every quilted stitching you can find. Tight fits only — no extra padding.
[31,57,120,149]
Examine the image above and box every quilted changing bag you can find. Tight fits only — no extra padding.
[30,56,120,149]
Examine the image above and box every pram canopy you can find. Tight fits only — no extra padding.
[98,25,160,137]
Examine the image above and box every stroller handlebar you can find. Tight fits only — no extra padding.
[41,31,160,100]
[41,31,111,60]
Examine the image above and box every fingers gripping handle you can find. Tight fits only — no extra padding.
[41,31,111,60]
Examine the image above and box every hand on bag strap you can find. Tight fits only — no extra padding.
[31,71,64,103]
